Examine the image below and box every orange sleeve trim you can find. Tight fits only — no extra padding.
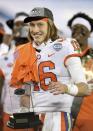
[64,47,90,67]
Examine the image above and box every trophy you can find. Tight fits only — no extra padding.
[7,84,42,129]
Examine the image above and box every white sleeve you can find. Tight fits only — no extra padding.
[63,39,87,83]
[66,57,87,83]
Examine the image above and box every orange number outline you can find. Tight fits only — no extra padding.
[38,60,57,91]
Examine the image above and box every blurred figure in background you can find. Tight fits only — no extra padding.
[0,22,5,98]
[6,12,29,47]
[0,22,7,56]
[0,23,12,131]
[0,22,5,131]
[0,23,5,44]
[68,12,93,131]
[0,12,34,131]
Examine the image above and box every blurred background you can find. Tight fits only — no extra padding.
[0,0,93,36]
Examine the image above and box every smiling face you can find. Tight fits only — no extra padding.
[71,24,90,49]
[29,19,48,45]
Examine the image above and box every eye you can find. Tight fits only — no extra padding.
[72,26,78,32]
[81,28,88,36]
[37,23,44,27]
[30,23,35,27]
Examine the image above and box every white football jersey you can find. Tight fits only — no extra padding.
[30,38,86,113]
[0,43,9,56]
[0,48,20,114]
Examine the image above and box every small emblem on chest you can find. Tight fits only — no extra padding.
[53,43,62,51]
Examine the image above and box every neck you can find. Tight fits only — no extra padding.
[80,40,88,50]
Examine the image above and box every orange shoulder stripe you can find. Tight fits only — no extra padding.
[64,47,90,67]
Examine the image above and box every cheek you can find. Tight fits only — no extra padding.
[42,27,48,36]
[43,30,48,36]
[42,24,48,32]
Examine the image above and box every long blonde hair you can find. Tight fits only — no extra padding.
[28,18,59,43]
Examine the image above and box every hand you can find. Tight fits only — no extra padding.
[20,95,30,108]
[71,39,80,51]
[48,81,67,95]
[76,82,93,96]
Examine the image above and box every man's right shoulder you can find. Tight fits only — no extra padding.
[16,42,31,50]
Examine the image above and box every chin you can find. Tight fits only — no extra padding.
[35,39,43,44]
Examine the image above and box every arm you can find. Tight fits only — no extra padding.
[48,81,90,96]
[66,57,90,96]
[48,42,90,96]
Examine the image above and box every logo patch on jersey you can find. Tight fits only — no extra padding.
[48,53,55,57]
[53,43,62,51]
